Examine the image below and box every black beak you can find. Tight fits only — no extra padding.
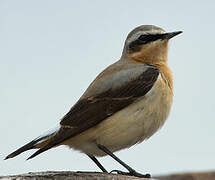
[163,31,183,40]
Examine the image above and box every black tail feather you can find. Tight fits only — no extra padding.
[4,134,52,160]
[5,125,71,160]
[26,127,74,160]
[5,140,37,160]
[26,146,50,160]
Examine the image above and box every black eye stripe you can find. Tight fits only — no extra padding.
[128,34,165,52]
[138,34,164,43]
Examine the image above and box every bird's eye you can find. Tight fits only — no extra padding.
[138,34,163,44]
[138,34,157,43]
[138,35,149,41]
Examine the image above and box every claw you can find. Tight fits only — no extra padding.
[110,169,151,178]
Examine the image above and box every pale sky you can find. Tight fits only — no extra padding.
[1,0,215,177]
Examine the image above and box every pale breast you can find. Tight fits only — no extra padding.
[137,74,173,141]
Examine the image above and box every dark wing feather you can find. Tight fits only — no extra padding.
[61,65,159,128]
[27,64,159,159]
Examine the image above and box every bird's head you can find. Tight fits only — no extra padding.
[122,25,182,64]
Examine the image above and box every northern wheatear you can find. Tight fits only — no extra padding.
[5,25,182,178]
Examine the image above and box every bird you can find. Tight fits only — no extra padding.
[5,25,182,178]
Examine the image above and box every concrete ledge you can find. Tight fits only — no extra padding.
[1,171,215,180]
[0,171,157,180]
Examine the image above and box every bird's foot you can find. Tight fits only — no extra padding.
[110,170,151,178]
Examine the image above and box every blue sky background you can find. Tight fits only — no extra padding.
[1,0,215,176]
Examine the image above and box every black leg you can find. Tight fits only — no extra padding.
[97,144,151,178]
[87,154,108,173]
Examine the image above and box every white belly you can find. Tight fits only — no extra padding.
[64,75,173,156]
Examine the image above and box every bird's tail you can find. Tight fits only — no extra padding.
[4,125,60,160]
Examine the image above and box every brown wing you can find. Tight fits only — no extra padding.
[27,64,159,159]
[61,65,159,127]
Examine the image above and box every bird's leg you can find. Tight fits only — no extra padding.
[87,154,108,173]
[97,144,151,178]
